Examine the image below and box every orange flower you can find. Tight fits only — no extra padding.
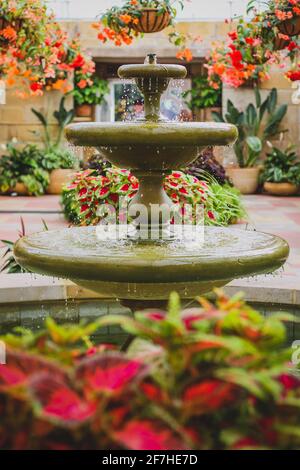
[119,14,132,25]
[0,26,17,41]
[77,79,87,89]
[176,48,193,62]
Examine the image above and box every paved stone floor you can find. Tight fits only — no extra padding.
[0,194,299,290]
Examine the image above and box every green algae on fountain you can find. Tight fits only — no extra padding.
[14,55,289,303]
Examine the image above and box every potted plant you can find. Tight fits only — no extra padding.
[212,88,287,194]
[266,0,300,37]
[73,77,109,118]
[261,142,300,196]
[0,142,50,196]
[182,76,222,121]
[94,1,192,61]
[31,97,78,194]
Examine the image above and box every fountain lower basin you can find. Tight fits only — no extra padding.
[14,226,289,300]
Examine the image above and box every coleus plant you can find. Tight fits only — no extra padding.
[0,291,299,450]
[62,167,237,225]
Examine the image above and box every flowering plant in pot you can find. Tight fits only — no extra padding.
[206,15,277,89]
[0,1,95,98]
[93,0,193,61]
[0,291,300,450]
[212,88,287,194]
[265,0,300,37]
[73,77,109,118]
[261,141,300,195]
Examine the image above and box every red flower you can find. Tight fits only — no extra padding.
[245,37,254,45]
[70,54,85,69]
[288,41,298,51]
[0,365,26,387]
[207,211,215,220]
[30,82,43,92]
[228,31,238,40]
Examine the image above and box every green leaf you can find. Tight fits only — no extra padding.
[246,136,262,153]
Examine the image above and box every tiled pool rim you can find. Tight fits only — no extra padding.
[1,273,300,306]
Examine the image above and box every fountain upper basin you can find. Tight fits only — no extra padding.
[65,122,238,170]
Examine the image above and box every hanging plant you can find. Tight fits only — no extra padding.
[93,0,194,62]
[265,0,300,37]
[206,15,278,89]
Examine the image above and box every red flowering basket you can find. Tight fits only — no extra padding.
[278,16,300,36]
[131,8,171,33]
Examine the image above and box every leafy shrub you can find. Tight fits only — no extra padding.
[183,76,222,110]
[61,167,245,227]
[0,292,299,450]
[185,147,229,185]
[213,88,287,168]
[0,143,49,196]
[73,77,109,106]
[261,144,300,185]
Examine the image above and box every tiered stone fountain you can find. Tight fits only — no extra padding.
[14,55,289,306]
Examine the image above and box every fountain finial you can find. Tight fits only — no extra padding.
[145,53,157,65]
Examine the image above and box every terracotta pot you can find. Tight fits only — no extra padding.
[226,167,260,195]
[131,8,171,33]
[263,182,299,196]
[10,182,29,195]
[75,104,93,118]
[278,17,300,36]
[47,169,77,195]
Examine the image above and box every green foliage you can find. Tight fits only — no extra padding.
[73,77,109,106]
[212,88,287,168]
[0,291,299,449]
[261,144,300,185]
[183,76,222,110]
[1,218,48,274]
[31,96,75,152]
[61,166,246,227]
[0,142,49,195]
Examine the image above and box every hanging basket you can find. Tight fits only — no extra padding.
[274,35,289,51]
[277,16,300,36]
[131,8,171,34]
